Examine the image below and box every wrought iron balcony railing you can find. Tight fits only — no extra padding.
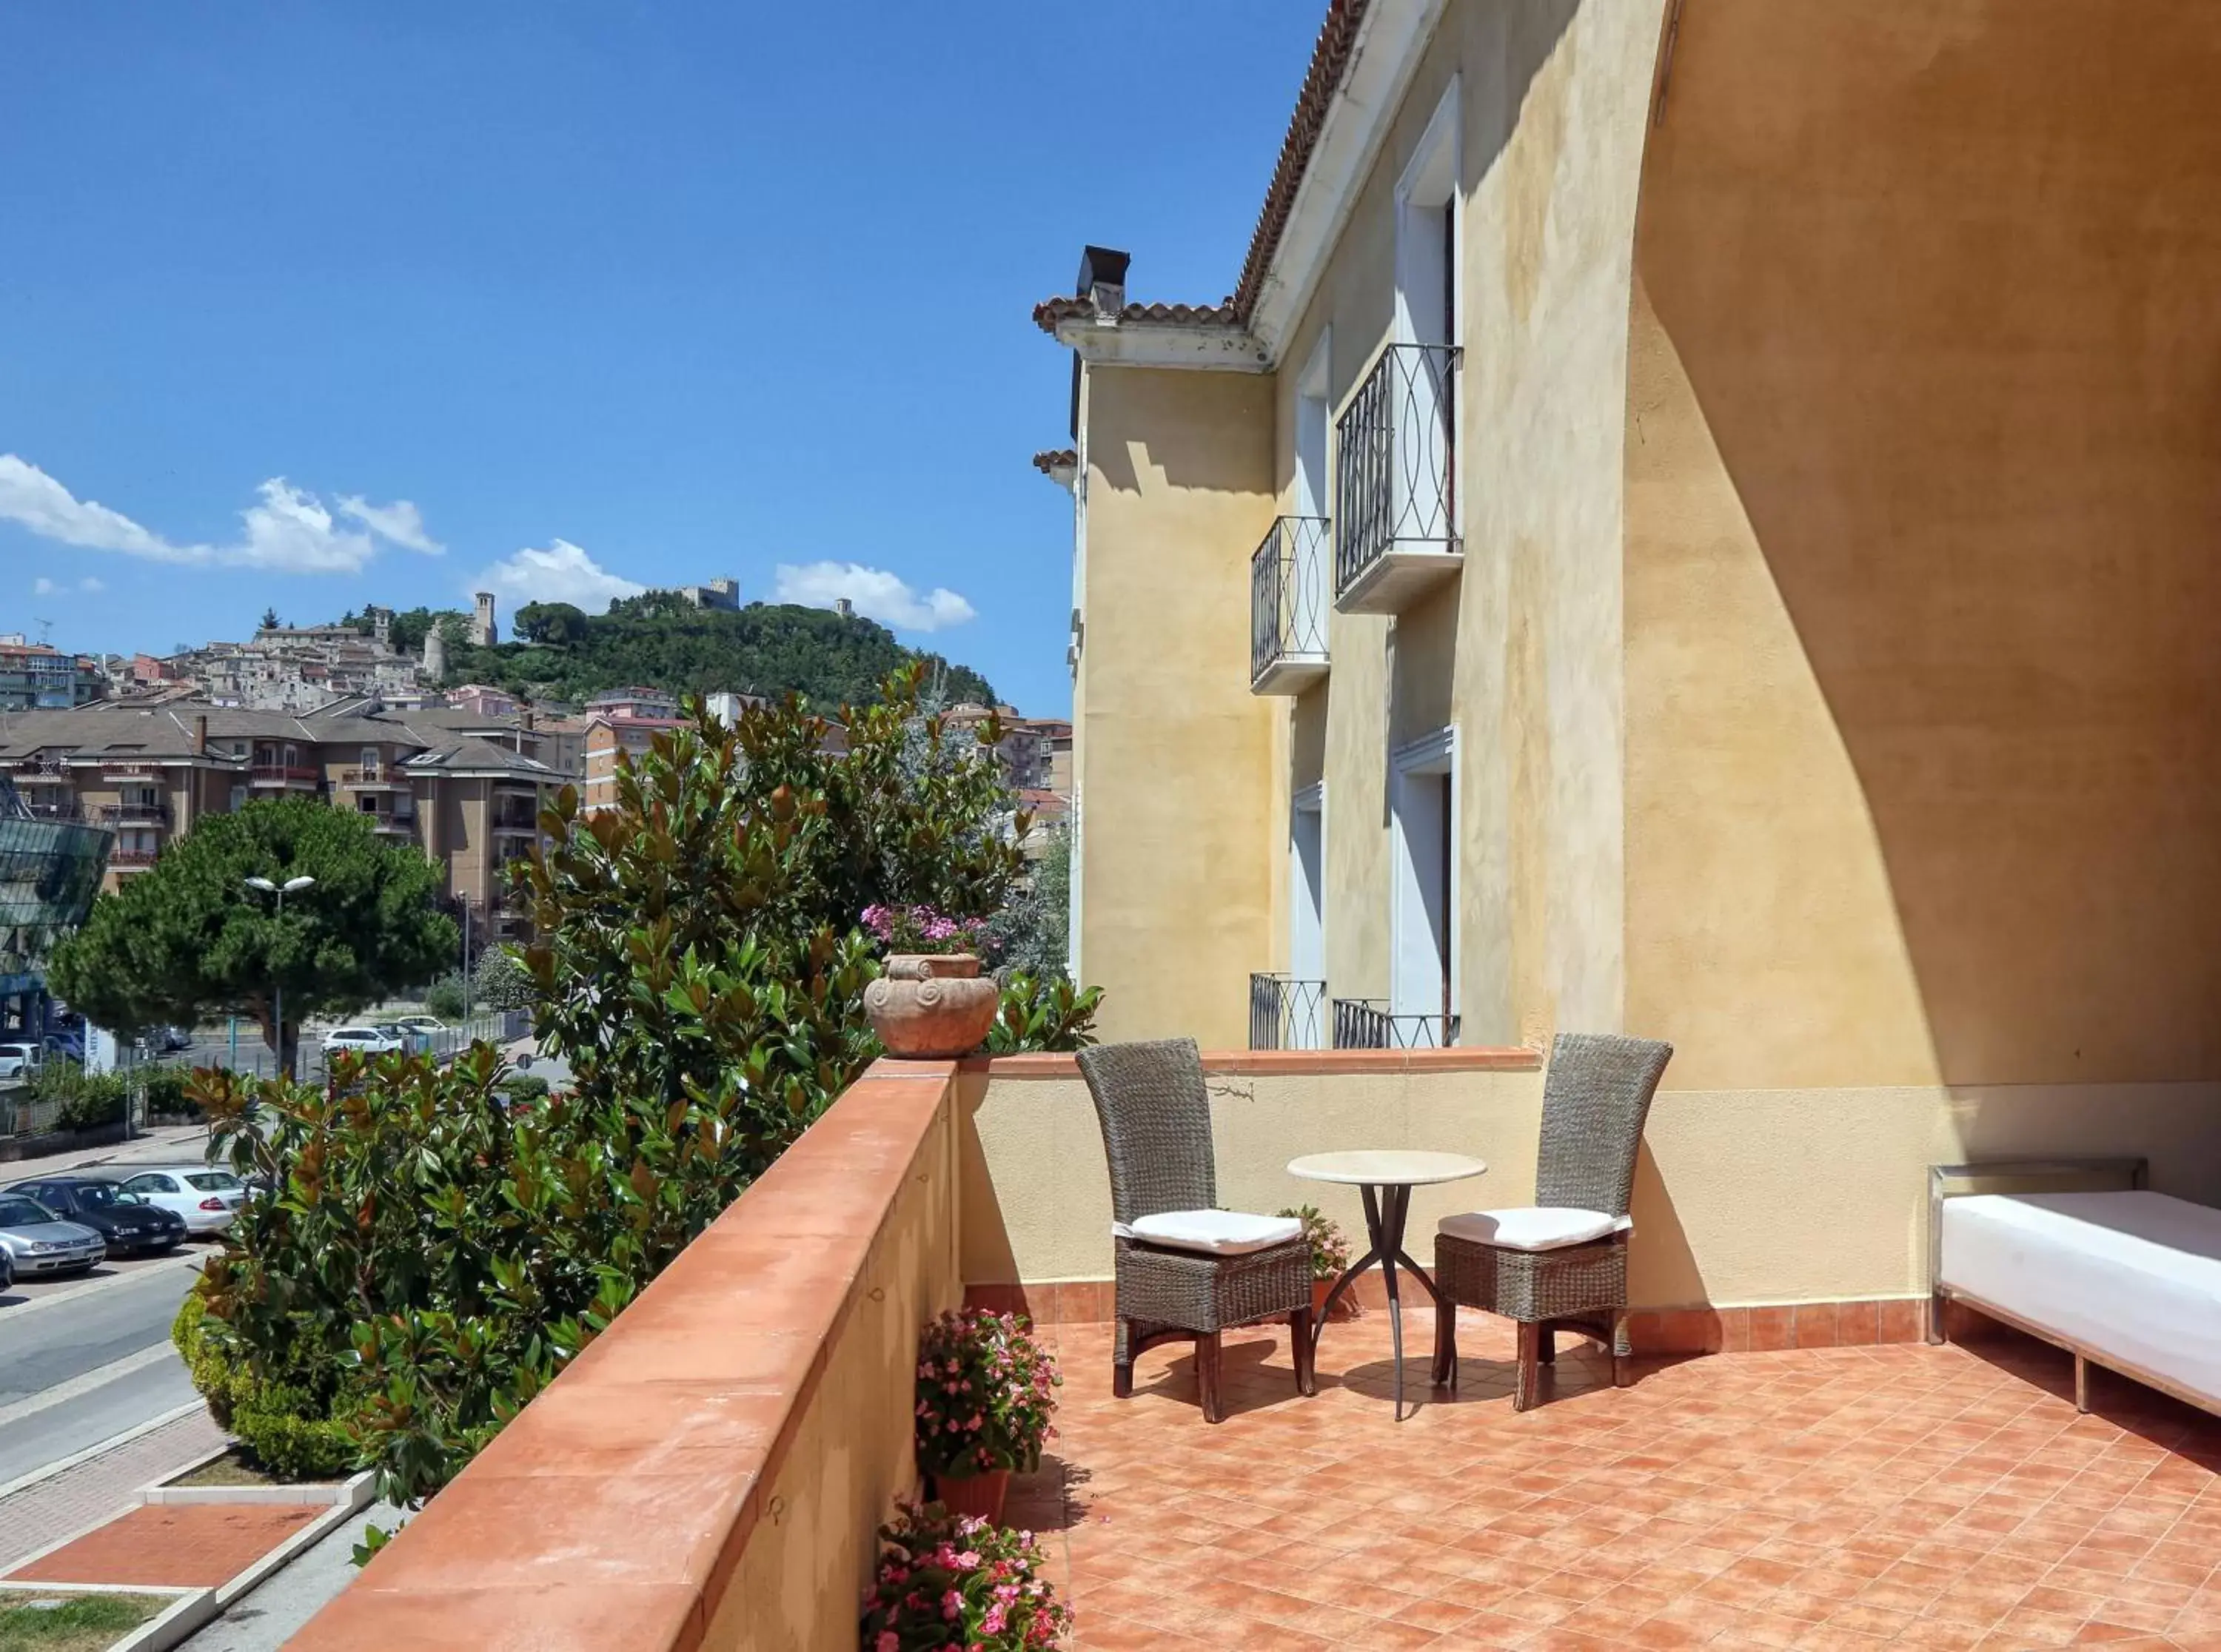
[250,763,321,785]
[1330,998,1461,1050]
[1333,342,1462,614]
[96,800,170,827]
[1250,517,1332,694]
[1249,973,1327,1051]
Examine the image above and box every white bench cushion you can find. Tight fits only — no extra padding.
[1114,1209,1303,1257]
[1940,1190,2221,1408]
[1438,1207,1632,1252]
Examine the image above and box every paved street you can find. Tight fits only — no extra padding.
[0,1249,205,1490]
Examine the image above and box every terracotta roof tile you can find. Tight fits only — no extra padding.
[1028,295,1241,336]
[1031,1,1369,340]
[1230,0,1369,323]
[1030,448,1076,475]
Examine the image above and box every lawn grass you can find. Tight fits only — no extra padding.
[0,1591,164,1652]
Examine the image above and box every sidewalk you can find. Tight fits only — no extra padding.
[0,1408,224,1573]
[1,1121,215,1172]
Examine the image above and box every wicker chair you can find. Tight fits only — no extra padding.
[1076,1038,1316,1423]
[1430,1032,1673,1411]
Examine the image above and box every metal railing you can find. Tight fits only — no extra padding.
[339,767,406,788]
[109,847,161,867]
[1333,342,1461,597]
[96,799,170,827]
[1250,516,1332,686]
[250,764,320,785]
[1331,998,1461,1050]
[1250,973,1327,1051]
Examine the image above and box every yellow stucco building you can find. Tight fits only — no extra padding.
[1034,0,2221,1288]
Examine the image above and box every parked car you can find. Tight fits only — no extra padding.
[0,1043,42,1083]
[1,1176,187,1256]
[321,1027,406,1058]
[374,1021,432,1054]
[152,1025,193,1053]
[41,1029,84,1061]
[0,1243,13,1293]
[393,1015,446,1043]
[0,1193,107,1275]
[104,1166,249,1234]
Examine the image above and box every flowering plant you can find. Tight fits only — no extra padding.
[1278,1204,1351,1282]
[860,1502,1073,1651]
[914,1309,1059,1478]
[863,904,990,957]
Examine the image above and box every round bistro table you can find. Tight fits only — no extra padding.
[1287,1149,1488,1420]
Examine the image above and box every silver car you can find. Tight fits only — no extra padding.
[0,1193,107,1275]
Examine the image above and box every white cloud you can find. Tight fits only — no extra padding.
[469,540,644,611]
[79,576,103,592]
[773,561,976,632]
[31,577,57,596]
[0,455,439,576]
[338,495,443,555]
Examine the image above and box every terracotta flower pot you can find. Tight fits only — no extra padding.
[1312,1277,1359,1323]
[865,953,1000,1059]
[931,1468,1010,1525]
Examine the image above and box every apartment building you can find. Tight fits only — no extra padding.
[939,703,1072,796]
[1036,0,2221,1168]
[0,704,562,937]
[0,639,103,711]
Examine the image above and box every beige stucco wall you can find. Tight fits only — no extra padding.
[959,1063,1544,1288]
[1624,0,2221,1093]
[1073,365,1278,1047]
[962,1064,2221,1312]
[708,1080,961,1652]
[1267,0,1669,1041]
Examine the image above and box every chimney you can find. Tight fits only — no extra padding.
[1079,245,1130,319]
[193,714,207,755]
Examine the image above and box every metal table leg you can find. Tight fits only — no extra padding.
[1313,1180,1453,1421]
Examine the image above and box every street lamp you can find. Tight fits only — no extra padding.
[244,876,315,1077]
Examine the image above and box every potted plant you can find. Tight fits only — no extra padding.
[914,1308,1060,1524]
[862,904,1001,1058]
[860,1502,1074,1651]
[1279,1204,1356,1321]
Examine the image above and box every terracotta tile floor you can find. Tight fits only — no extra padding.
[1008,1306,2221,1650]
[3,1502,322,1588]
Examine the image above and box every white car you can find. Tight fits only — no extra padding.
[372,1021,432,1054]
[393,1015,446,1038]
[0,1043,42,1083]
[322,1027,406,1057]
[110,1166,250,1234]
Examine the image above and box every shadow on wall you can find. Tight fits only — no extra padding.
[1636,0,2221,1092]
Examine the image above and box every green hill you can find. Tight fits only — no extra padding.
[369,594,998,711]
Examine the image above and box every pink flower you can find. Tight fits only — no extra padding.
[943,1591,963,1620]
[876,1634,900,1652]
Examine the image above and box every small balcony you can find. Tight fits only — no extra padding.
[9,762,68,787]
[96,799,170,827]
[1248,972,1327,1050]
[1249,516,1332,695]
[249,763,321,788]
[1331,996,1461,1049]
[108,847,160,870]
[1333,341,1463,615]
[338,767,410,791]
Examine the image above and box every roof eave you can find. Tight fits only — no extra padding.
[1048,316,1270,372]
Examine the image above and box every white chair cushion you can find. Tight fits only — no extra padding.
[1438,1207,1632,1252]
[1114,1209,1304,1257]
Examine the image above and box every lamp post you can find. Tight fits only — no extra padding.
[244,875,315,1078]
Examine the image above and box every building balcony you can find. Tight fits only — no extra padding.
[8,762,69,787]
[95,799,170,827]
[1333,342,1463,615]
[369,816,417,839]
[108,847,159,870]
[100,763,160,783]
[1331,996,1460,1049]
[1250,516,1332,694]
[287,1047,2221,1652]
[249,764,321,788]
[338,767,410,791]
[1249,972,1327,1050]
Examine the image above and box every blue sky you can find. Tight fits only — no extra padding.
[0,4,1316,715]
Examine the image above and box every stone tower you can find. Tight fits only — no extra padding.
[423,625,448,682]
[472,591,498,647]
